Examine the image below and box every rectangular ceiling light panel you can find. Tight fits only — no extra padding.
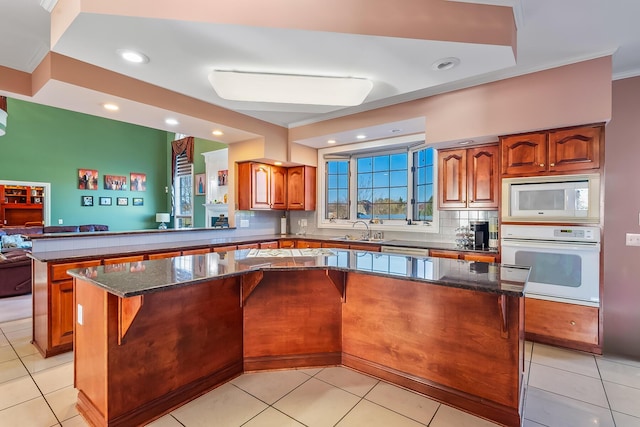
[208,71,373,106]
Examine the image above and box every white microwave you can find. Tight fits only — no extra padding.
[502,173,600,223]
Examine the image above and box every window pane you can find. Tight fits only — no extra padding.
[373,188,389,201]
[373,172,389,187]
[337,189,348,203]
[357,201,372,218]
[390,153,407,170]
[358,157,372,173]
[413,147,435,222]
[373,156,389,172]
[390,187,406,203]
[390,171,407,187]
[358,173,373,188]
[326,160,349,219]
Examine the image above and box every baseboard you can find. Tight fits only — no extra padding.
[342,353,521,427]
[244,352,342,372]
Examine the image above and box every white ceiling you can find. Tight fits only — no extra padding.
[1,0,640,148]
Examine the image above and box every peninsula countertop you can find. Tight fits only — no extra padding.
[67,248,529,299]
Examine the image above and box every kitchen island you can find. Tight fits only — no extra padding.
[69,248,529,427]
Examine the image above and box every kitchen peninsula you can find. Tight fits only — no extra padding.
[68,249,529,427]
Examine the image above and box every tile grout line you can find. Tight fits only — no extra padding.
[0,322,64,426]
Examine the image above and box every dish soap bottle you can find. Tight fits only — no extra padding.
[280,215,287,235]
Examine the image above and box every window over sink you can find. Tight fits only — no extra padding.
[318,134,438,232]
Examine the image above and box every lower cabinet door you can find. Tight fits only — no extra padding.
[525,298,599,345]
[51,280,74,347]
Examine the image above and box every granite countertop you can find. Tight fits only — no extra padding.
[67,248,529,299]
[28,233,497,263]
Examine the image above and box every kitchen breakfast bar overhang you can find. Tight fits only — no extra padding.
[67,248,530,427]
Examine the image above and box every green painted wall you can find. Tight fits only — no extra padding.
[1,99,169,231]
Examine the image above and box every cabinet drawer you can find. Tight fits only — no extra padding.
[237,243,259,250]
[295,240,322,248]
[213,245,237,252]
[462,254,496,263]
[181,248,211,255]
[104,255,145,265]
[259,241,279,249]
[279,240,296,248]
[429,250,460,259]
[147,251,182,260]
[51,260,101,282]
[525,298,599,345]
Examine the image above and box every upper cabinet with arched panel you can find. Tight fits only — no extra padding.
[500,124,602,177]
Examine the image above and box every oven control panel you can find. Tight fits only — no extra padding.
[554,228,594,240]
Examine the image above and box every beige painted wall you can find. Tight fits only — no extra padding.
[603,76,640,357]
[290,57,612,145]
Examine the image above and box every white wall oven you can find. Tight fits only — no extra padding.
[502,173,600,223]
[501,225,600,307]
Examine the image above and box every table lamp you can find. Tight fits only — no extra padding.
[156,213,170,229]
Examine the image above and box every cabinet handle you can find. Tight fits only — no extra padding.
[539,163,545,167]
[570,320,576,326]
[550,163,555,167]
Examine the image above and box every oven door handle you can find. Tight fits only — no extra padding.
[501,240,600,252]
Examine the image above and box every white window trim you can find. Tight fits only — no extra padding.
[317,133,439,233]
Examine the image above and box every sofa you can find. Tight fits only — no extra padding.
[0,224,109,297]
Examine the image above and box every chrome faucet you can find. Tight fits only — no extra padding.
[352,220,370,240]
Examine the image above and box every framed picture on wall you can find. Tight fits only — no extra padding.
[132,197,143,206]
[78,169,98,190]
[117,197,128,206]
[218,169,228,186]
[130,173,147,191]
[104,175,127,191]
[195,173,206,195]
[81,196,93,207]
[99,197,112,206]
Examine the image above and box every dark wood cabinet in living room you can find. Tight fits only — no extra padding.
[0,184,45,225]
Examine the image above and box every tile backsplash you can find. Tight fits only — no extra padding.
[439,210,499,241]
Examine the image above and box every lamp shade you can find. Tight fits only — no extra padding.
[156,213,170,223]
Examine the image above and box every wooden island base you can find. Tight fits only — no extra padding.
[74,269,524,427]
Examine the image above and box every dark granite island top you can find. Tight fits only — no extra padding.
[67,248,528,298]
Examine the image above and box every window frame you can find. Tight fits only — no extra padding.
[173,152,194,228]
[317,134,439,233]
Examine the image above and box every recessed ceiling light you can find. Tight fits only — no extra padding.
[356,134,366,140]
[431,57,460,71]
[165,118,179,126]
[117,49,149,64]
[103,103,119,111]
[212,130,224,136]
[327,139,337,144]
[274,161,283,166]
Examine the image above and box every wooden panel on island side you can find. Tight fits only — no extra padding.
[74,276,243,427]
[342,272,523,426]
[243,270,342,371]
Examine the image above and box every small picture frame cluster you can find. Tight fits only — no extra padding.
[78,169,147,206]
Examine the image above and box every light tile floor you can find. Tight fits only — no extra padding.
[1,295,640,426]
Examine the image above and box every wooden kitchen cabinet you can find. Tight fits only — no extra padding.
[438,144,498,210]
[287,166,316,211]
[462,253,497,263]
[279,240,296,248]
[259,241,279,249]
[33,259,101,357]
[525,298,600,353]
[237,162,317,211]
[429,249,461,259]
[0,184,45,225]
[295,240,322,249]
[501,124,602,176]
[270,166,288,210]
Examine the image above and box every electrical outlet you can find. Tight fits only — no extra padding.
[300,219,307,227]
[77,304,83,326]
[58,219,63,224]
[626,233,640,247]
